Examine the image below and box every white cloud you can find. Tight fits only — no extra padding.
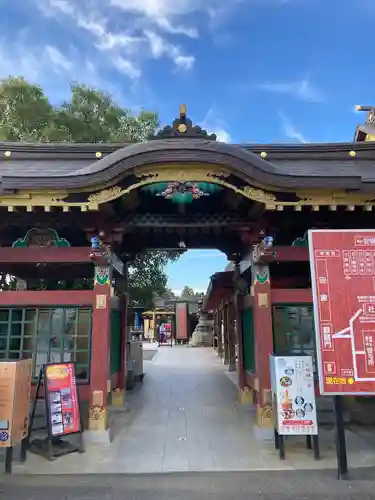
[35,0,218,78]
[254,77,324,103]
[0,34,127,105]
[214,129,231,143]
[200,108,231,142]
[144,31,195,70]
[279,113,309,143]
[155,18,198,38]
[44,45,73,71]
[112,55,141,79]
[183,250,226,260]
[0,39,74,81]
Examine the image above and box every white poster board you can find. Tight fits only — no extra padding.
[270,355,318,436]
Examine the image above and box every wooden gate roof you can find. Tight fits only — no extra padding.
[1,140,375,193]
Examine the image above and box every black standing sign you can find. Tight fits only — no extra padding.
[27,362,84,461]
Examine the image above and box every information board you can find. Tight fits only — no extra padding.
[309,229,375,395]
[0,359,32,447]
[270,355,318,435]
[44,363,81,437]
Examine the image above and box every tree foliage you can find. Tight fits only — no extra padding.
[0,77,55,141]
[0,77,159,143]
[0,76,177,304]
[128,251,181,308]
[179,286,204,300]
[180,286,195,298]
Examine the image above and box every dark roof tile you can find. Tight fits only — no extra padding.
[0,139,375,192]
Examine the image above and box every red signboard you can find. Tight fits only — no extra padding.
[309,230,375,395]
[175,302,188,340]
[44,363,81,437]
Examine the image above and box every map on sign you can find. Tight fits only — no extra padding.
[309,230,375,395]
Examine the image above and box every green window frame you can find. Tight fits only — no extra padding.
[242,308,255,372]
[0,307,92,382]
[272,304,317,374]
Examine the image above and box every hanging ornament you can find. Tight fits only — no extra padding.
[156,182,209,203]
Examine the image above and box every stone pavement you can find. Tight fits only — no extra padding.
[2,471,375,499]
[10,345,375,475]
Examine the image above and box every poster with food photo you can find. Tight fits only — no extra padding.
[270,355,318,436]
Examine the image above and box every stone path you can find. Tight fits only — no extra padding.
[11,345,375,474]
[3,470,375,499]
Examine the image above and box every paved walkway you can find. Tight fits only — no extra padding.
[3,471,375,499]
[11,346,375,474]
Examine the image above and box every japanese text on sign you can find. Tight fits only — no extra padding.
[44,363,81,437]
[309,230,375,395]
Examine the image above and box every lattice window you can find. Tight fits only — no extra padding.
[0,307,92,382]
[273,304,317,374]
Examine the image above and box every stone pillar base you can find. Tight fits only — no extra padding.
[89,406,108,432]
[111,389,125,407]
[239,387,253,405]
[254,404,274,441]
[256,403,273,428]
[228,362,236,372]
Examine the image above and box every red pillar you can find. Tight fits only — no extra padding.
[251,263,274,428]
[118,294,128,389]
[235,293,245,389]
[111,292,128,407]
[89,265,112,432]
[223,301,229,365]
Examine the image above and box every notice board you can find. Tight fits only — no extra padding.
[309,229,375,395]
[270,355,318,435]
[44,363,81,437]
[0,359,32,447]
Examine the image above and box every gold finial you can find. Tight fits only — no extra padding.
[356,105,374,112]
[179,104,187,118]
[355,105,375,119]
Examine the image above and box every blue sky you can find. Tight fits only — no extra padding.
[0,0,373,291]
[166,250,228,295]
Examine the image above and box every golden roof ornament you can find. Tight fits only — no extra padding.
[356,105,375,124]
[150,104,217,140]
[179,103,187,118]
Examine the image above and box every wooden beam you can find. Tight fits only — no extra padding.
[0,290,94,306]
[262,245,309,263]
[271,288,312,303]
[0,247,93,264]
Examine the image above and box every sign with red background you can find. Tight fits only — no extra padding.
[309,230,375,395]
[175,303,188,340]
[44,363,81,436]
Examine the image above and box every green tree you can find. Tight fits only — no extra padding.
[0,77,55,141]
[0,77,177,300]
[0,78,160,142]
[128,251,181,308]
[180,285,195,298]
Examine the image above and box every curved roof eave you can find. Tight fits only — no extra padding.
[0,138,373,192]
